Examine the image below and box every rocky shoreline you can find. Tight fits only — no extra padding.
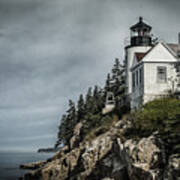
[19,118,180,180]
[20,160,47,170]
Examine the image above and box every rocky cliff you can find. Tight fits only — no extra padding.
[20,116,180,180]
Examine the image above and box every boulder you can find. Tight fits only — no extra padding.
[70,122,83,149]
[164,154,180,180]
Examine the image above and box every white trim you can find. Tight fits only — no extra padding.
[131,43,178,72]
[142,42,178,62]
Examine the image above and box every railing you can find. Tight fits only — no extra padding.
[131,36,152,46]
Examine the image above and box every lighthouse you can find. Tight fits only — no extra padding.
[125,17,153,102]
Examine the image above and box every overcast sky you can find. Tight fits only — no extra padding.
[0,0,179,152]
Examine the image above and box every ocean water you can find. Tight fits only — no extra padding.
[0,151,54,180]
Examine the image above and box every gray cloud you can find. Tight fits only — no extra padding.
[0,0,180,151]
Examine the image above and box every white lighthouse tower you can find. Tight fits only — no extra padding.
[125,17,153,102]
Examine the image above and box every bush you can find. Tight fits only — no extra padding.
[128,97,180,137]
[84,114,119,141]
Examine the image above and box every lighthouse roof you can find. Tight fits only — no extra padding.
[130,17,152,32]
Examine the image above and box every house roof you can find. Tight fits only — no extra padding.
[131,42,179,72]
[167,43,180,56]
[138,42,179,62]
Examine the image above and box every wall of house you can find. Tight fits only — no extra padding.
[143,62,177,104]
[129,42,180,109]
[125,46,151,97]
[131,64,144,109]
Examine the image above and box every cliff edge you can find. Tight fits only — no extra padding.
[20,99,180,180]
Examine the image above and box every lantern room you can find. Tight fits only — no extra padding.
[130,17,152,47]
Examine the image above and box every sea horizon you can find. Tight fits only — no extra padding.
[0,150,54,180]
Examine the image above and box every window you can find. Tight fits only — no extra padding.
[177,80,180,87]
[108,95,113,101]
[132,72,135,92]
[136,71,139,86]
[139,68,143,85]
[157,66,167,83]
[177,65,180,73]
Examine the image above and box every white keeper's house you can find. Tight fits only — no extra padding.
[125,17,180,109]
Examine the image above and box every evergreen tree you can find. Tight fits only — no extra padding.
[112,58,121,79]
[55,57,128,148]
[112,59,126,108]
[93,85,104,111]
[85,87,93,112]
[90,85,99,114]
[63,100,77,146]
[77,94,85,121]
[66,100,76,118]
[105,73,111,92]
[93,85,99,98]
[86,87,92,103]
[104,58,126,108]
[55,114,67,147]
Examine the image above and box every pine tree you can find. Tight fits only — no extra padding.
[64,100,77,145]
[105,73,111,92]
[55,100,78,147]
[93,85,104,111]
[112,59,126,108]
[104,58,126,108]
[85,87,93,112]
[93,85,99,98]
[55,57,128,148]
[77,94,85,121]
[112,58,121,79]
[66,100,76,117]
[55,114,67,147]
[90,86,99,114]
[111,58,122,94]
[86,87,92,103]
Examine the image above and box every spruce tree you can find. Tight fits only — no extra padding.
[55,114,67,147]
[112,58,126,108]
[104,58,126,108]
[93,85,104,111]
[77,94,85,121]
[85,87,93,112]
[105,73,111,92]
[55,57,128,148]
[112,58,121,79]
[93,85,99,98]
[86,87,92,103]
[64,100,77,145]
[91,85,99,114]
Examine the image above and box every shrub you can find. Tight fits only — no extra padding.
[129,97,180,137]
